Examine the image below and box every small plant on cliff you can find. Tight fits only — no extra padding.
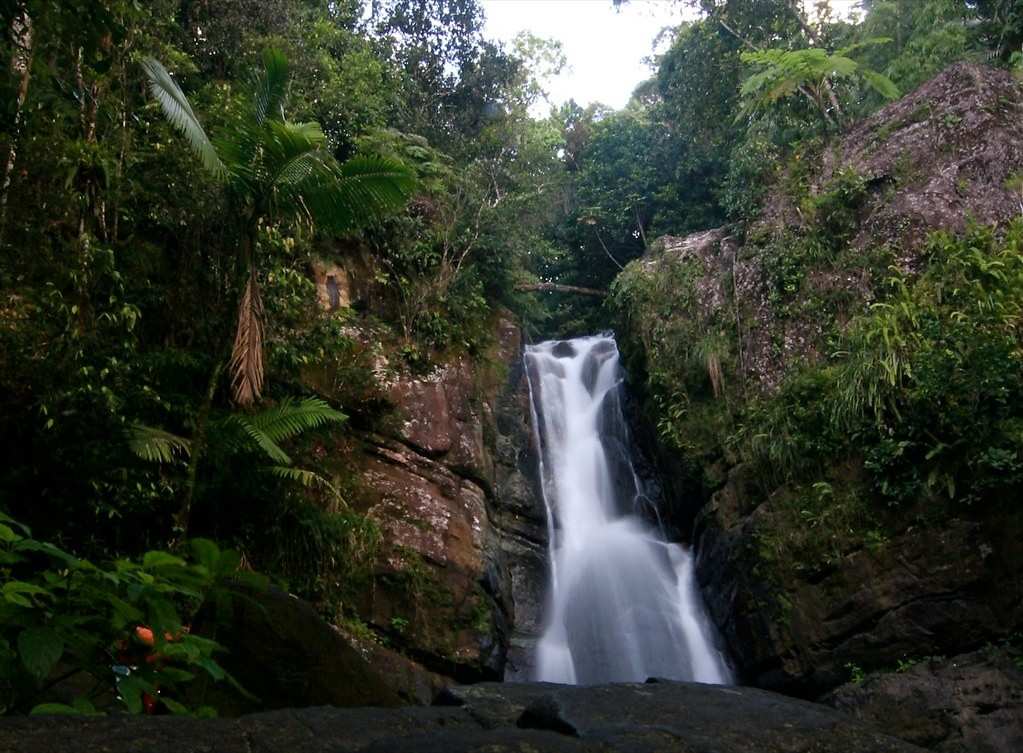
[844,661,867,685]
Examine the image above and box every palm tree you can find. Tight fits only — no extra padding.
[143,48,413,405]
[142,49,414,533]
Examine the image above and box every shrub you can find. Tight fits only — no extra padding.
[0,515,264,716]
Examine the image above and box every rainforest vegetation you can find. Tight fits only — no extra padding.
[1,0,1021,717]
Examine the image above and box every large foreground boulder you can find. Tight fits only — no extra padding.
[2,680,927,752]
[826,649,1023,753]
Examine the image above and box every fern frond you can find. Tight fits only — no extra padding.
[860,69,900,100]
[267,465,344,502]
[229,272,265,406]
[246,397,347,444]
[142,58,226,178]
[129,425,192,463]
[225,415,292,464]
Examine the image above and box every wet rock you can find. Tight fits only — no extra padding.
[335,315,547,684]
[552,340,576,358]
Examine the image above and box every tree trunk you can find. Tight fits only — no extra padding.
[515,282,606,297]
[0,4,33,245]
[175,228,254,541]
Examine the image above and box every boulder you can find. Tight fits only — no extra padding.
[320,314,548,683]
[826,649,1023,753]
[2,680,927,753]
[694,466,1023,697]
[201,585,402,714]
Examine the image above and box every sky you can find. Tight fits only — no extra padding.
[481,0,862,113]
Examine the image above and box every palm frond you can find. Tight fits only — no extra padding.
[229,272,265,406]
[219,397,345,465]
[246,397,347,444]
[141,58,226,178]
[290,154,415,233]
[254,48,290,125]
[129,424,192,463]
[263,120,328,181]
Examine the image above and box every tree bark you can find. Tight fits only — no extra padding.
[0,4,33,244]
[515,282,606,297]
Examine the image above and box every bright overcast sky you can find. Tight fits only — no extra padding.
[481,0,861,112]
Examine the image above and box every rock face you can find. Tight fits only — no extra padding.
[826,649,1023,753]
[642,64,1023,393]
[2,680,928,753]
[694,466,1023,697]
[337,316,548,686]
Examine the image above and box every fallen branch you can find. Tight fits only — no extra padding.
[515,283,606,297]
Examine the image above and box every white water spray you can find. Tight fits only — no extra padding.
[525,335,732,685]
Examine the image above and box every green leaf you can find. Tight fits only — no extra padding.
[15,538,81,566]
[142,551,187,570]
[189,538,221,573]
[254,48,290,125]
[0,523,22,542]
[4,580,51,607]
[18,627,64,680]
[861,69,900,100]
[160,696,191,715]
[116,675,157,714]
[197,657,225,681]
[145,595,182,635]
[30,703,83,716]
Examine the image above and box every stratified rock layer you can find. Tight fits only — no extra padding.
[0,680,927,753]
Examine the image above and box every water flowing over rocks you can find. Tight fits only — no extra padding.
[0,680,929,753]
[526,336,730,685]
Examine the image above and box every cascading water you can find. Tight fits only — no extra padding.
[525,335,732,685]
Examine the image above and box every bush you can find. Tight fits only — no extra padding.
[0,515,264,716]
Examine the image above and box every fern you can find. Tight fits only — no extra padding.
[242,397,346,444]
[268,466,344,505]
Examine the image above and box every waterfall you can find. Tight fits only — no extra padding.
[525,335,732,685]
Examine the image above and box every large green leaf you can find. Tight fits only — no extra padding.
[861,69,901,100]
[18,627,64,680]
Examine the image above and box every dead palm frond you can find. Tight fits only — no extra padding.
[230,272,265,406]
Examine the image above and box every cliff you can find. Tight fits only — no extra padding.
[612,63,1023,752]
